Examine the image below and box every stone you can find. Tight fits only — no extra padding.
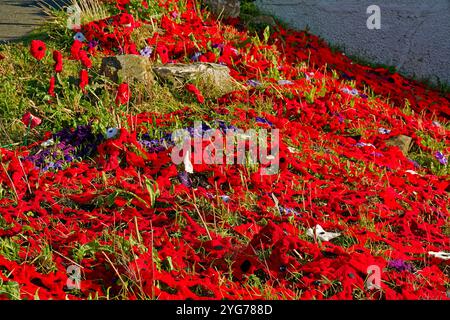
[100,55,154,83]
[386,135,413,155]
[205,0,240,19]
[152,62,241,99]
[246,15,277,28]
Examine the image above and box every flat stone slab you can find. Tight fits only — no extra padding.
[386,135,413,155]
[152,62,242,98]
[100,55,155,84]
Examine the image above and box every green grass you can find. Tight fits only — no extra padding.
[0,279,21,300]
[0,1,205,147]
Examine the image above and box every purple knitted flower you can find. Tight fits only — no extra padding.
[178,171,192,188]
[140,46,153,58]
[435,151,448,165]
[387,259,415,272]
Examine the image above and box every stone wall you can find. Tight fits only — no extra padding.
[256,0,450,85]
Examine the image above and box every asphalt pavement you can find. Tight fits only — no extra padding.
[0,0,65,42]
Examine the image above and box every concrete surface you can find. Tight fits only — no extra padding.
[0,0,46,42]
[0,0,64,42]
[256,0,450,85]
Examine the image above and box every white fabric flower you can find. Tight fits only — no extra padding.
[307,224,341,242]
[341,87,359,96]
[73,32,86,42]
[278,79,293,85]
[184,149,194,173]
[305,72,315,81]
[106,128,118,139]
[287,147,300,154]
[428,251,450,260]
[356,142,376,148]
[41,138,54,147]
[378,127,391,135]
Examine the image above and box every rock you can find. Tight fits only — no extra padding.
[152,62,241,99]
[386,135,413,154]
[205,0,240,19]
[246,15,277,28]
[100,55,154,83]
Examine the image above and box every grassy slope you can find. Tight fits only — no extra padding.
[0,1,448,173]
[0,0,448,300]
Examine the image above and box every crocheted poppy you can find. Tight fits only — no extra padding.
[30,40,46,61]
[79,69,89,92]
[53,50,63,73]
[21,112,42,128]
[115,83,130,105]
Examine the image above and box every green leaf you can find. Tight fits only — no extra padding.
[263,26,271,43]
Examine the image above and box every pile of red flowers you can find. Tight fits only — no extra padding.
[80,12,141,55]
[0,0,448,300]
